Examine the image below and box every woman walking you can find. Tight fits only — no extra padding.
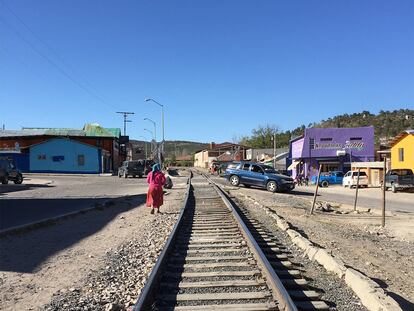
[146,163,166,214]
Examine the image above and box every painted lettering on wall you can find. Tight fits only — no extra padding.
[314,142,342,149]
[314,141,364,150]
[344,141,364,150]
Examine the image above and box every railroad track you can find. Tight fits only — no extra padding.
[133,171,329,311]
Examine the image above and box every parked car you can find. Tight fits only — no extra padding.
[311,171,344,187]
[0,159,23,184]
[118,160,145,178]
[224,161,295,193]
[342,171,368,188]
[384,169,414,193]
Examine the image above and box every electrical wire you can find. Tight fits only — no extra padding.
[0,2,120,111]
[0,0,111,104]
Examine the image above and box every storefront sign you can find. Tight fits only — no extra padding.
[314,142,342,149]
[344,141,364,150]
[315,141,364,150]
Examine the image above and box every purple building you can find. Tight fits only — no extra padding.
[289,126,375,179]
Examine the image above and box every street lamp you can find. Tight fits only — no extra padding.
[145,98,164,142]
[143,118,156,141]
[345,140,352,170]
[139,135,148,159]
[144,128,154,140]
[271,133,276,168]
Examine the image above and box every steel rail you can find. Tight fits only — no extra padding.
[203,172,298,311]
[133,171,193,311]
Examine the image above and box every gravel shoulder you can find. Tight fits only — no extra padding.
[233,195,367,311]
[221,181,414,309]
[0,174,188,311]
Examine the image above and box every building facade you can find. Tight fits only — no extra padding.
[194,142,248,168]
[0,124,121,173]
[390,130,414,171]
[30,138,102,173]
[246,148,289,171]
[289,126,375,179]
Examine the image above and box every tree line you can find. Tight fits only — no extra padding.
[238,109,414,148]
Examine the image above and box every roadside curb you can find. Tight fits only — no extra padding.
[0,200,116,237]
[235,192,403,311]
[23,173,114,177]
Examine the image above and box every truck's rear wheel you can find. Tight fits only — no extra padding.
[14,174,23,184]
[321,180,329,187]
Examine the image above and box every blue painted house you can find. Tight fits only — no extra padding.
[30,138,102,173]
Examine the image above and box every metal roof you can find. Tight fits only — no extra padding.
[0,124,121,138]
[390,129,414,147]
[83,124,120,137]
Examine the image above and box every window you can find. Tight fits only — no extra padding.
[350,137,362,141]
[352,171,367,177]
[227,163,239,169]
[320,138,332,141]
[309,138,315,149]
[242,163,250,170]
[251,165,263,173]
[52,156,64,162]
[398,148,404,162]
[78,154,85,166]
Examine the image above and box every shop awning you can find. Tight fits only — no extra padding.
[287,160,300,170]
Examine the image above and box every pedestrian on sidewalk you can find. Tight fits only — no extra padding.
[146,163,166,214]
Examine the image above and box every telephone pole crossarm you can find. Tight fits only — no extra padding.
[116,111,135,136]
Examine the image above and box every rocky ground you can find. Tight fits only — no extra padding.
[45,213,178,311]
[225,184,414,310]
[0,173,189,311]
[235,197,368,311]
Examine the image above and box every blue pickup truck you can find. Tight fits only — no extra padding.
[311,171,344,187]
[225,161,295,192]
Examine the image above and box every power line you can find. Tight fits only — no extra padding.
[1,0,105,100]
[0,5,119,111]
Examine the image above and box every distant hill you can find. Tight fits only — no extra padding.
[130,140,208,158]
[307,109,414,146]
[240,109,414,148]
[130,109,413,159]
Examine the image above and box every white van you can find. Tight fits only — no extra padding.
[342,171,368,188]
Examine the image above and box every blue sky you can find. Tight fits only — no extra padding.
[1,0,413,142]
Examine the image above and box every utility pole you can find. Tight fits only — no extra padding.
[273,133,276,169]
[382,157,387,227]
[116,111,134,136]
[310,164,322,215]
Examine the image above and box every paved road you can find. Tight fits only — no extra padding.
[290,184,414,213]
[212,175,414,213]
[0,175,149,231]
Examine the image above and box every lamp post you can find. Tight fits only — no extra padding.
[143,118,157,141]
[271,133,276,168]
[346,140,352,171]
[139,135,148,159]
[144,128,154,140]
[144,128,154,154]
[145,98,164,143]
[145,98,165,166]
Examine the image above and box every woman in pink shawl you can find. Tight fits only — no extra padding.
[146,163,166,214]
